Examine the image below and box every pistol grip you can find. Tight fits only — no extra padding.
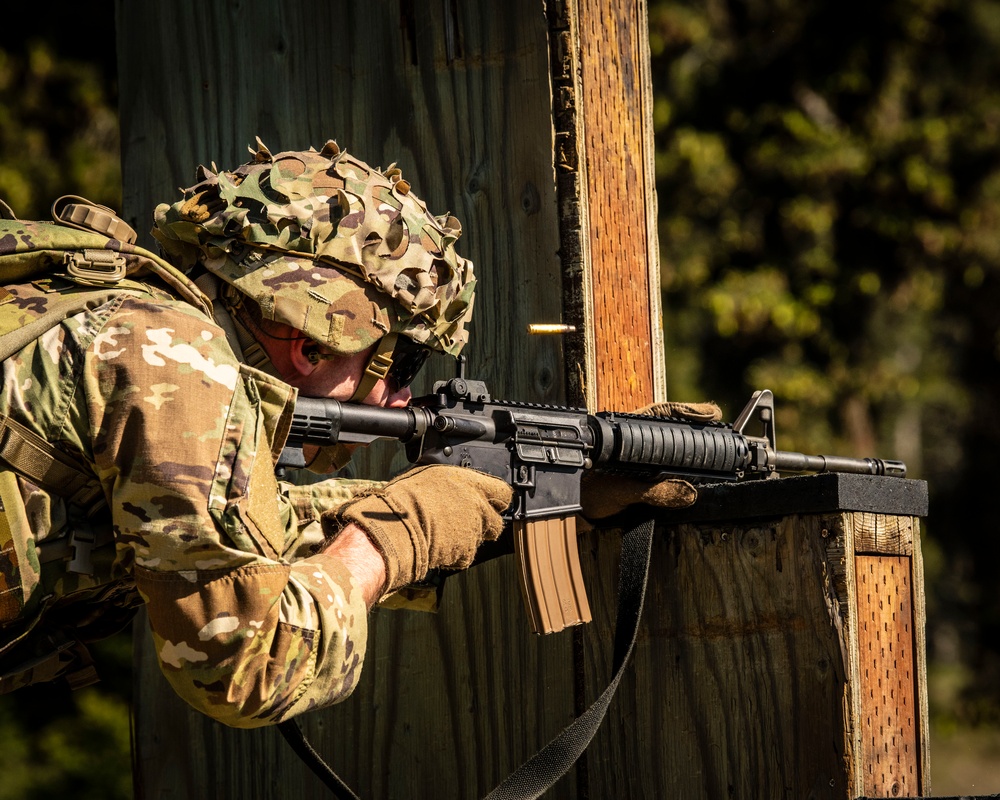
[513,516,592,635]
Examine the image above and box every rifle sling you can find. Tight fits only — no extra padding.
[278,517,656,800]
[483,517,654,799]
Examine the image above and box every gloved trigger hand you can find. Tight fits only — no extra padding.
[580,398,723,522]
[322,464,513,599]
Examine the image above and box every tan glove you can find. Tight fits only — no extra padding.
[324,464,513,596]
[632,401,722,423]
[581,400,723,521]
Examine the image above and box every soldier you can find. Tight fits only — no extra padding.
[0,140,512,726]
[0,139,708,728]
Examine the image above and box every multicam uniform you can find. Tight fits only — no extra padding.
[0,276,380,727]
[0,140,476,727]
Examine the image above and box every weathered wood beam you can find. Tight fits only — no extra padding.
[546,0,666,410]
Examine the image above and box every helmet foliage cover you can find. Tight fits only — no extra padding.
[151,139,476,356]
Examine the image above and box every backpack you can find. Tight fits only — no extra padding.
[0,195,211,360]
[0,196,212,692]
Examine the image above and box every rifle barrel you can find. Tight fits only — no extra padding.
[772,451,907,478]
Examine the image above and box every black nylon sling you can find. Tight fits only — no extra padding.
[279,516,656,800]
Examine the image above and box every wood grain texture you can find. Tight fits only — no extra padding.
[909,510,933,793]
[843,512,931,793]
[546,0,664,411]
[118,2,581,797]
[577,0,662,410]
[580,515,854,798]
[577,511,929,799]
[851,513,916,556]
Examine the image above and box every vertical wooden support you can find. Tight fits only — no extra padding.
[849,512,930,798]
[546,0,665,411]
[856,557,921,796]
[545,7,669,793]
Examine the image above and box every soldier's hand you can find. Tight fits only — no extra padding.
[580,400,723,522]
[631,400,723,422]
[323,464,513,597]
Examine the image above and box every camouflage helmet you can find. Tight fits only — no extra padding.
[151,138,476,357]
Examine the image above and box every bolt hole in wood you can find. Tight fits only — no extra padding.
[857,555,919,797]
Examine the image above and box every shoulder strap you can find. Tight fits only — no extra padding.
[0,414,104,513]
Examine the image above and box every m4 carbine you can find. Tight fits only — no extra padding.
[279,372,905,635]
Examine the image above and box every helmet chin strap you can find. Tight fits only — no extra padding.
[347,333,398,403]
[197,275,283,379]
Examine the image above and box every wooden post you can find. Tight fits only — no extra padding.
[546,0,665,411]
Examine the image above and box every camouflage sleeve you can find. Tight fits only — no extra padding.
[280,478,383,561]
[75,295,374,728]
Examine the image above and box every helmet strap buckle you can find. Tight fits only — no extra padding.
[348,333,398,403]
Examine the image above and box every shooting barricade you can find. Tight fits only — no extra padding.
[579,472,931,799]
[119,3,939,797]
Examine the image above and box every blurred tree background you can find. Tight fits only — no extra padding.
[649,0,998,708]
[649,0,1000,788]
[0,3,131,799]
[2,0,999,795]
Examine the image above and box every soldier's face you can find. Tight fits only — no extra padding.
[284,343,411,467]
[285,343,413,408]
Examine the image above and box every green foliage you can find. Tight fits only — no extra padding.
[651,0,1000,719]
[0,631,133,800]
[0,37,120,219]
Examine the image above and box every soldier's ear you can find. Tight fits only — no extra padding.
[288,337,322,376]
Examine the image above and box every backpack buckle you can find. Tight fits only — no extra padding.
[67,524,97,575]
[63,249,127,284]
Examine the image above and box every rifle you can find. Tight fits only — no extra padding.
[278,365,906,635]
